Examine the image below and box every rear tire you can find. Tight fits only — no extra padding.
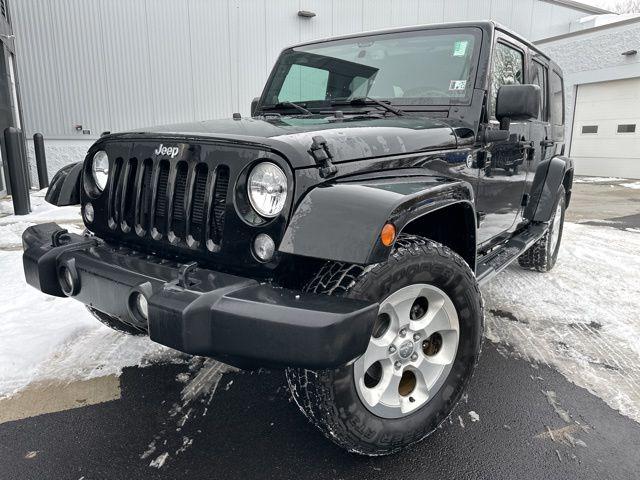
[286,235,483,455]
[518,185,566,272]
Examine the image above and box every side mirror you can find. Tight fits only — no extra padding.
[495,84,540,130]
[251,97,260,117]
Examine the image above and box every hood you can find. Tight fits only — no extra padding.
[111,115,465,168]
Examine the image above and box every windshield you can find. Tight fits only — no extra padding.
[261,27,481,109]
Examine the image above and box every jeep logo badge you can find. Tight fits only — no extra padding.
[398,340,414,359]
[154,144,181,158]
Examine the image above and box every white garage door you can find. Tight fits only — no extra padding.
[570,77,640,179]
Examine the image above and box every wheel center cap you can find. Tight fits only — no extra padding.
[398,340,414,359]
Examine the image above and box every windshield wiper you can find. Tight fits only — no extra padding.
[332,97,405,116]
[262,101,313,116]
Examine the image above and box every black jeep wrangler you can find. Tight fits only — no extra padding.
[23,21,572,455]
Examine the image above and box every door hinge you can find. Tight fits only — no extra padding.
[309,135,338,179]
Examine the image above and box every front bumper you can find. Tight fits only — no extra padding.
[22,223,378,369]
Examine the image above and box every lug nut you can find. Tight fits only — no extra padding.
[394,361,402,370]
[399,328,407,337]
[411,353,419,361]
[413,333,421,341]
[388,345,396,354]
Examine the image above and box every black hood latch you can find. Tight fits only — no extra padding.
[308,135,338,179]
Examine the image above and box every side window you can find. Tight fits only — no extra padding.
[278,65,329,103]
[549,71,564,126]
[490,42,524,119]
[531,61,548,121]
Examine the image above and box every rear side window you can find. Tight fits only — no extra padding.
[531,61,548,121]
[549,71,564,126]
[489,42,524,119]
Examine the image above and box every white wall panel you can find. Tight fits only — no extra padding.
[443,0,469,23]
[11,0,599,139]
[333,0,364,35]
[48,0,111,136]
[416,0,445,24]
[489,0,513,26]
[100,0,155,131]
[145,0,195,125]
[189,0,235,120]
[390,0,421,28]
[265,0,300,66]
[362,0,395,31]
[300,0,334,41]
[234,0,267,112]
[11,0,64,135]
[509,0,535,38]
[467,0,492,22]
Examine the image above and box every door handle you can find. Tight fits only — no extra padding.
[540,139,555,148]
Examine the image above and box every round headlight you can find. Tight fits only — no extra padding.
[92,150,109,191]
[247,162,288,218]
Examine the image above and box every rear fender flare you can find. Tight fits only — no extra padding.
[524,155,573,222]
[279,174,475,265]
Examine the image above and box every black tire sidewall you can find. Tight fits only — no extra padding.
[546,186,566,269]
[328,243,483,450]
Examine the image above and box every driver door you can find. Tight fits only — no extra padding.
[476,37,530,246]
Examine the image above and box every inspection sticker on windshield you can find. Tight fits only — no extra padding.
[449,80,467,91]
[453,40,468,56]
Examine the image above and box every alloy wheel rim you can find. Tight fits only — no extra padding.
[354,283,460,419]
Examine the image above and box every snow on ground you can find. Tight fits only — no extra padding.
[0,190,84,249]
[0,191,178,399]
[1,189,639,426]
[621,182,640,190]
[573,176,627,184]
[483,222,640,423]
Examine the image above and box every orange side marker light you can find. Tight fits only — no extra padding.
[380,223,396,247]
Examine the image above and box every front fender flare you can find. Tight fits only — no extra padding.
[45,162,83,206]
[279,174,475,265]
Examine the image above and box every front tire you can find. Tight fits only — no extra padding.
[286,236,484,455]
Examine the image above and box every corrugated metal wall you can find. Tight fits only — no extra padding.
[11,0,590,139]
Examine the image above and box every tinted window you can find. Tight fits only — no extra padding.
[490,42,524,119]
[278,65,329,102]
[582,125,598,134]
[531,61,548,121]
[617,124,636,133]
[549,71,564,126]
[262,28,481,108]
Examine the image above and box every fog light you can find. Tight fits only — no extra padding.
[84,202,94,223]
[134,293,149,321]
[253,234,275,262]
[59,265,77,296]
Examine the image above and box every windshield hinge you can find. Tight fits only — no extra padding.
[308,135,338,179]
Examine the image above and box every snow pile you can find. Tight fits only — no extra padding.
[621,182,640,190]
[0,190,178,399]
[0,189,84,249]
[484,222,640,423]
[0,249,176,398]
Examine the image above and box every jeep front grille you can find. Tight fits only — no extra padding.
[106,157,229,251]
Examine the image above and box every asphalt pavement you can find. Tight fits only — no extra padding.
[1,343,638,480]
[1,178,639,479]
